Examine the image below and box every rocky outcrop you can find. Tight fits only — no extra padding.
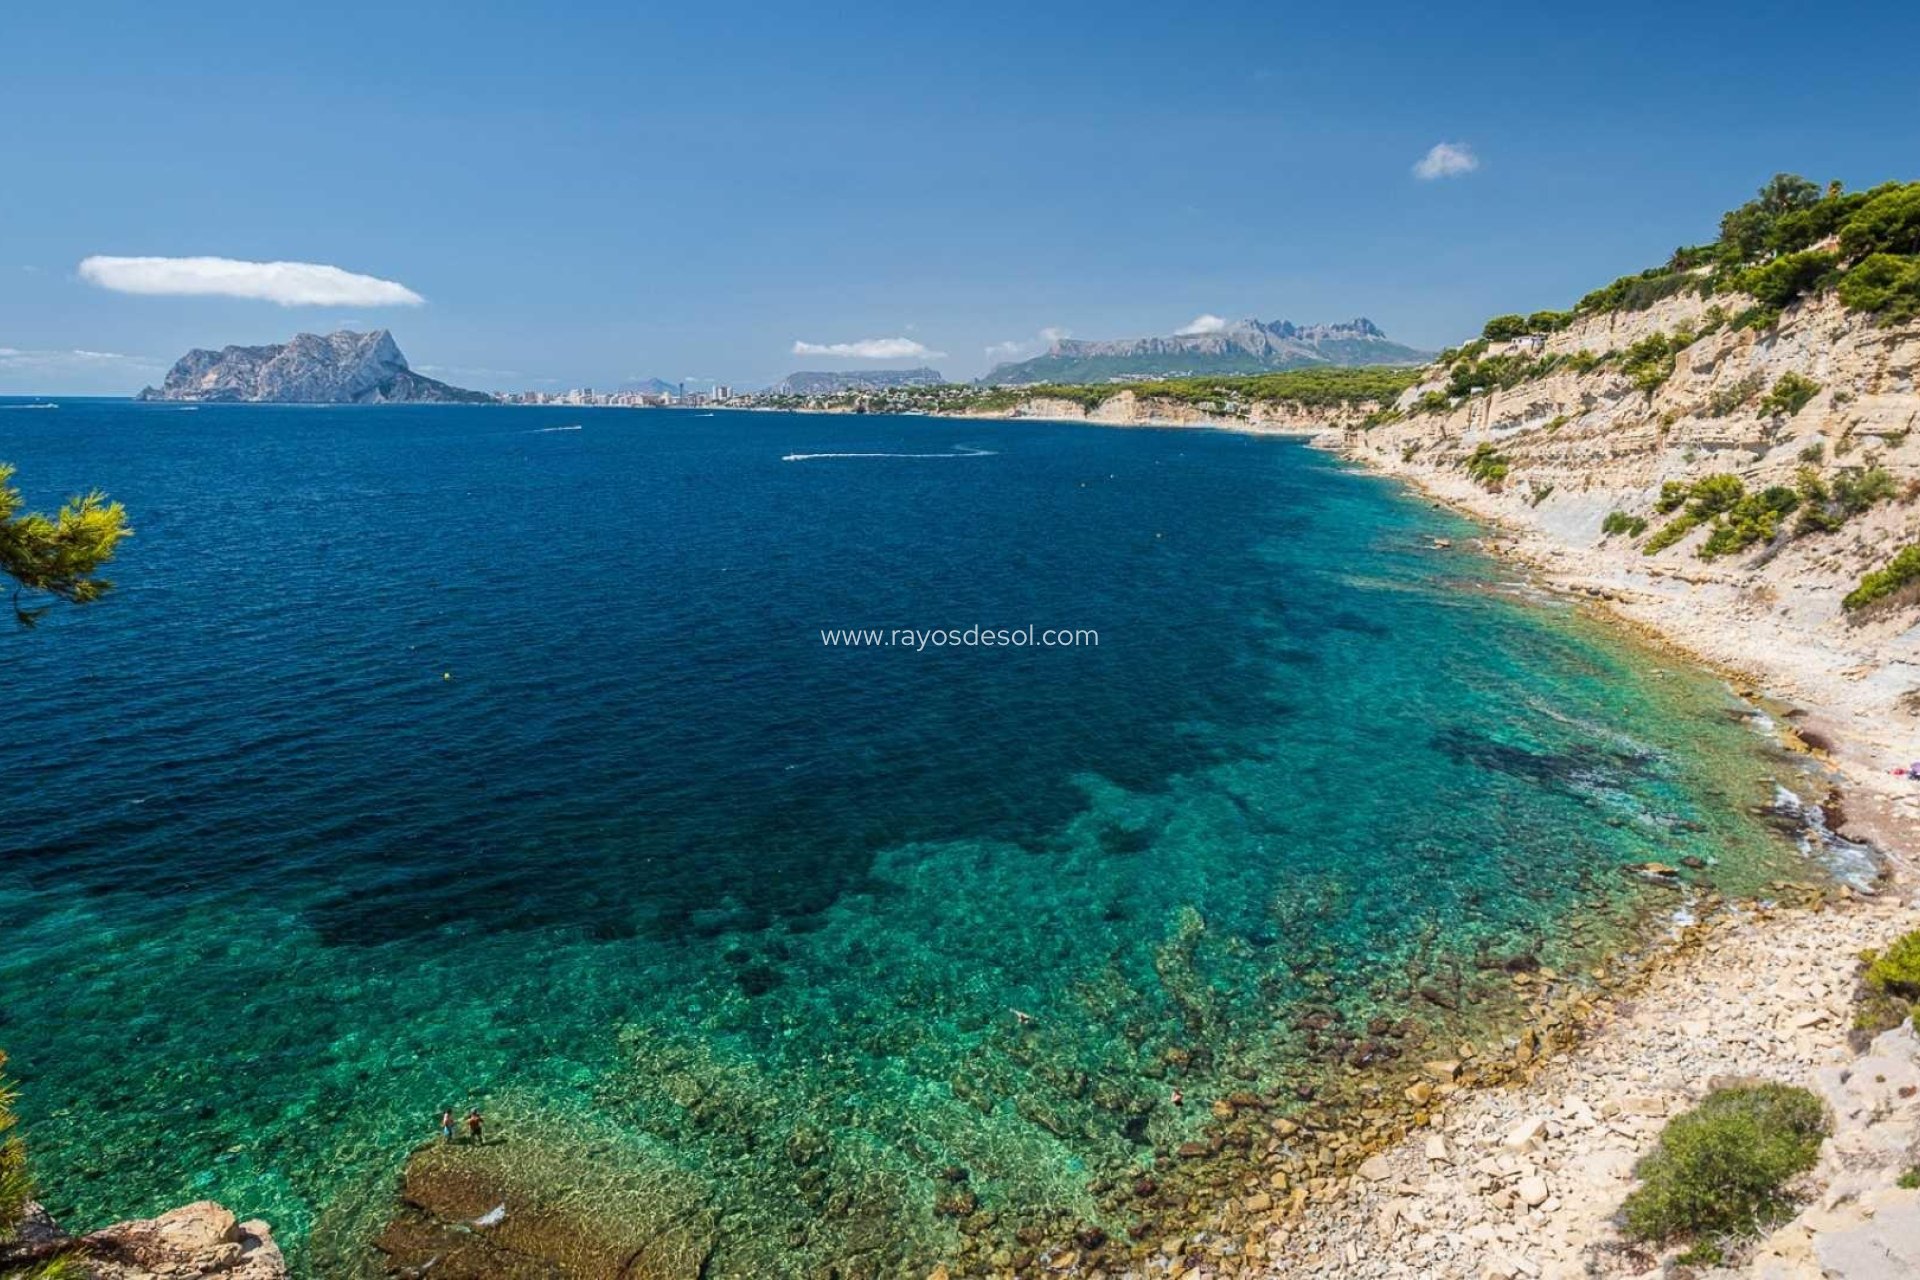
[137,330,491,404]
[10,1200,286,1279]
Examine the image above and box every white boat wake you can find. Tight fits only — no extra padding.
[782,446,997,462]
[533,424,583,432]
[0,403,58,410]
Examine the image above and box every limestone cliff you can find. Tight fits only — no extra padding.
[137,330,491,404]
[1343,286,1920,771]
[975,387,1388,434]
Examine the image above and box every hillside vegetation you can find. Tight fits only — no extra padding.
[974,366,1419,413]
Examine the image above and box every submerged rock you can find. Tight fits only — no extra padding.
[374,1141,715,1278]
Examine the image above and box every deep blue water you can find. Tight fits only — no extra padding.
[0,401,1811,1275]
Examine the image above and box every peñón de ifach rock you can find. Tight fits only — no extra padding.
[137,330,492,404]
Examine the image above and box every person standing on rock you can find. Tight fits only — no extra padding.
[439,1108,455,1143]
[465,1109,483,1144]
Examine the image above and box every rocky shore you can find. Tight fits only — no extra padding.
[14,1200,286,1279]
[1249,894,1920,1280]
[1224,287,1920,1278]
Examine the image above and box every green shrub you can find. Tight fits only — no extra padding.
[1007,367,1425,413]
[1656,480,1693,514]
[1798,442,1825,464]
[1676,1240,1726,1267]
[1645,474,1746,555]
[1684,474,1745,514]
[1579,268,1705,314]
[1899,1168,1920,1191]
[1769,192,1870,256]
[1620,1084,1828,1243]
[1413,390,1452,415]
[1445,350,1567,398]
[1759,372,1821,418]
[1464,443,1511,488]
[1602,510,1648,538]
[1834,466,1897,514]
[1864,929,1920,999]
[1731,304,1783,333]
[1736,251,1840,310]
[1643,520,1695,554]
[1699,486,1799,559]
[1838,185,1920,258]
[1527,309,1575,333]
[1451,339,1490,366]
[1705,372,1767,417]
[1621,332,1683,393]
[1837,254,1920,324]
[1853,987,1912,1039]
[1844,544,1920,612]
[1483,314,1529,341]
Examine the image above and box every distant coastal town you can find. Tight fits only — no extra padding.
[494,382,740,409]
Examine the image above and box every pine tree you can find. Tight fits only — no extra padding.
[0,463,131,627]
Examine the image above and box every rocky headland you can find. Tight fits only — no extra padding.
[136,330,490,404]
[12,1200,286,1279]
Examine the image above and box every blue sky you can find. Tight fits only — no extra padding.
[2,0,1916,394]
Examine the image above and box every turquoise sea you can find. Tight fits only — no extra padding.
[0,401,1822,1275]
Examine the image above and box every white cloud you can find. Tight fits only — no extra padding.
[790,336,943,360]
[78,255,425,306]
[0,347,160,366]
[0,347,168,390]
[1413,142,1479,180]
[1176,314,1231,336]
[984,327,1071,365]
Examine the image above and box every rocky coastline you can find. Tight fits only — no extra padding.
[13,1200,286,1279]
[877,286,1920,1277]
[28,292,1920,1278]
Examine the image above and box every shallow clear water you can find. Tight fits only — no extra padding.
[0,402,1812,1275]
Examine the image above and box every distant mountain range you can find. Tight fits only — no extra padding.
[138,330,490,404]
[618,377,681,396]
[774,368,946,395]
[982,319,1431,385]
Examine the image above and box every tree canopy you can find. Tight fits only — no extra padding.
[0,464,131,627]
